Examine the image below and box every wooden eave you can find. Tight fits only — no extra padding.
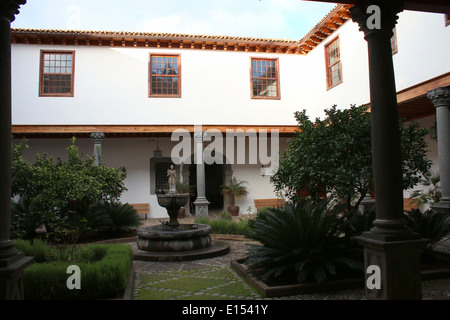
[11,29,303,55]
[296,4,354,53]
[397,72,450,121]
[11,124,299,139]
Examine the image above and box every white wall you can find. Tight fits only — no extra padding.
[298,10,450,120]
[12,45,305,126]
[394,11,450,91]
[301,21,370,120]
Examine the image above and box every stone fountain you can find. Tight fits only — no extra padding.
[134,165,230,261]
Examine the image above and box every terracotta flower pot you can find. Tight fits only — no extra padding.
[227,205,240,216]
[178,207,185,218]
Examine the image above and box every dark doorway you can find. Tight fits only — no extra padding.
[189,163,224,210]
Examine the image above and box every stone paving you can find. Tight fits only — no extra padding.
[130,237,450,300]
[128,217,450,300]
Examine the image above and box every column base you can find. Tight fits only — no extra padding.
[0,241,34,300]
[432,197,450,215]
[193,197,210,217]
[354,234,427,300]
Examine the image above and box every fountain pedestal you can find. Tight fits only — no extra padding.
[156,193,189,228]
[134,193,230,261]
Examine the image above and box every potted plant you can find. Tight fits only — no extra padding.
[221,177,248,216]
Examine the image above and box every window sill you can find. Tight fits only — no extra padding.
[326,80,343,91]
[149,95,182,98]
[251,96,281,100]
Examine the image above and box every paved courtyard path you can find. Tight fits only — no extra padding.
[129,238,450,300]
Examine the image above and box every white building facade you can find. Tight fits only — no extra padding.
[11,4,450,217]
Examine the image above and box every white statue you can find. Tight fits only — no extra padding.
[167,165,177,194]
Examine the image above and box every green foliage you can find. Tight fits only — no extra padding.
[11,138,127,240]
[18,243,133,300]
[409,171,441,207]
[404,209,450,249]
[89,201,140,234]
[14,239,49,263]
[271,105,431,210]
[221,177,249,206]
[10,198,42,240]
[246,199,364,284]
[195,215,250,235]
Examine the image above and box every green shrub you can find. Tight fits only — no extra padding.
[20,243,133,300]
[404,209,450,249]
[14,238,49,263]
[11,139,127,240]
[246,199,364,284]
[272,105,431,210]
[99,202,140,233]
[194,216,249,235]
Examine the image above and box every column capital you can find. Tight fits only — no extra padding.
[350,0,403,40]
[0,0,26,23]
[90,132,105,143]
[427,86,450,108]
[194,131,205,142]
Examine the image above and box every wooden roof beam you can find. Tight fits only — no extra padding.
[315,31,328,39]
[310,36,321,43]
[331,15,345,25]
[320,26,332,35]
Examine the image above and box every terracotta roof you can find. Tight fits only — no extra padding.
[11,4,353,55]
[11,28,299,44]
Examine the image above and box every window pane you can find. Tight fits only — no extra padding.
[251,58,278,98]
[150,55,180,96]
[41,52,74,95]
[326,39,342,88]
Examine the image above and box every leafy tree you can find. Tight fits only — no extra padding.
[11,138,127,240]
[271,105,431,210]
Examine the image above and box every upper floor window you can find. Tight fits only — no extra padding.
[251,58,280,99]
[391,27,398,55]
[40,51,75,97]
[149,54,181,98]
[324,37,342,89]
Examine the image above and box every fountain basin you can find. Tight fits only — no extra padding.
[137,224,212,252]
[156,193,189,228]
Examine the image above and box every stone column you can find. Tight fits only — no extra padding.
[0,0,33,300]
[193,130,209,217]
[181,166,191,216]
[427,87,450,213]
[90,132,105,166]
[350,0,426,300]
[223,167,233,209]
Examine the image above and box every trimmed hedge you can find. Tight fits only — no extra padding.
[195,216,250,235]
[18,242,133,300]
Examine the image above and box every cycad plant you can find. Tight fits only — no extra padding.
[404,209,450,250]
[90,201,140,234]
[246,199,364,284]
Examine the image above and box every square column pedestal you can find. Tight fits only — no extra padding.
[0,241,33,299]
[354,235,427,300]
